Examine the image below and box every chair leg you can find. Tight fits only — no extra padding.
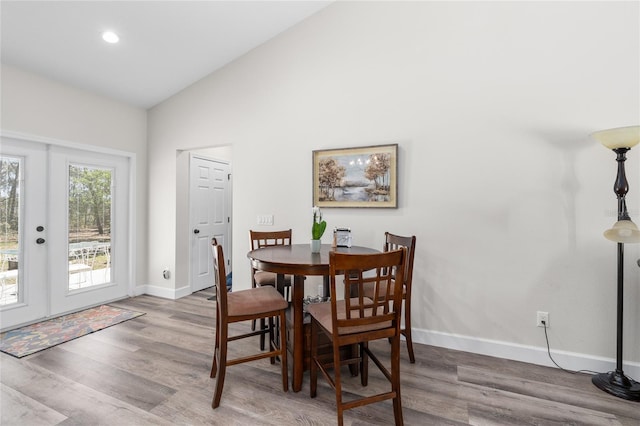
[391,334,404,425]
[259,317,266,350]
[212,323,228,409]
[402,329,415,364]
[251,280,257,332]
[278,310,288,392]
[274,315,284,363]
[211,306,221,378]
[310,319,318,398]
[404,297,415,363]
[360,341,369,386]
[268,317,276,364]
[210,352,218,378]
[333,340,344,426]
[348,344,359,377]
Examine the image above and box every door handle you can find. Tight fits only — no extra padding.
[193,229,200,234]
[36,238,46,244]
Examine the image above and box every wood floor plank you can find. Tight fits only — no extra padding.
[123,311,214,350]
[27,346,177,411]
[1,383,67,425]
[76,324,144,352]
[0,353,171,425]
[150,386,262,426]
[460,382,623,426]
[62,335,213,391]
[3,291,638,425]
[169,310,215,327]
[457,365,640,422]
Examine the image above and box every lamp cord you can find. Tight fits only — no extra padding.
[541,321,600,375]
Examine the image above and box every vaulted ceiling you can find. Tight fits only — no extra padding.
[1,1,332,109]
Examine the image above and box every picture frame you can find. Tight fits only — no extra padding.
[313,143,398,208]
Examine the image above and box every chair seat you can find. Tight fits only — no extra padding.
[306,298,391,336]
[253,271,292,287]
[228,286,289,317]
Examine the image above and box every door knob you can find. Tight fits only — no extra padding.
[194,229,200,234]
[36,238,46,244]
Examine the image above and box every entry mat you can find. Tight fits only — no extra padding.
[0,305,145,358]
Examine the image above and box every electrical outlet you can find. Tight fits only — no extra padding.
[537,311,549,328]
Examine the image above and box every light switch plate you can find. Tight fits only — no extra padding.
[257,215,274,225]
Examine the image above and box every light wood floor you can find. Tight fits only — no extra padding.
[1,289,638,425]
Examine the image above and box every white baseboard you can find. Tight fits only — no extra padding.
[412,328,640,379]
[134,284,192,300]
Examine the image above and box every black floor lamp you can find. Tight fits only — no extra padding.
[591,125,640,401]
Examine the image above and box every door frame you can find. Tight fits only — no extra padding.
[175,147,232,297]
[0,130,137,330]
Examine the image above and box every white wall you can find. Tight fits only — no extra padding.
[0,64,149,289]
[148,1,639,373]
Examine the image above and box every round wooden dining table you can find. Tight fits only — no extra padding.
[247,243,379,392]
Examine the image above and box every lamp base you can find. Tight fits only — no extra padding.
[592,371,640,401]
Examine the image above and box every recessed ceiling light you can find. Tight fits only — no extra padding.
[102,31,119,44]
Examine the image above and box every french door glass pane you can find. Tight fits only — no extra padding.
[0,156,21,305]
[68,164,112,290]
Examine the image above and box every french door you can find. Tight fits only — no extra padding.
[0,137,131,330]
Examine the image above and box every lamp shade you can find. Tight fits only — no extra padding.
[604,219,640,243]
[592,125,640,149]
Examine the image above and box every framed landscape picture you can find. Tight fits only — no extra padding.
[312,144,398,208]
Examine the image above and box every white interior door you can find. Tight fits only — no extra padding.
[0,138,131,330]
[189,155,231,292]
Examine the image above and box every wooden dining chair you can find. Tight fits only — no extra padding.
[210,238,288,409]
[363,232,417,363]
[249,229,293,350]
[307,248,407,426]
[249,229,293,294]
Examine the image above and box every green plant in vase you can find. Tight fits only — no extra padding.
[311,206,326,252]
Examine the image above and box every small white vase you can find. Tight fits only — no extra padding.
[310,239,321,253]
